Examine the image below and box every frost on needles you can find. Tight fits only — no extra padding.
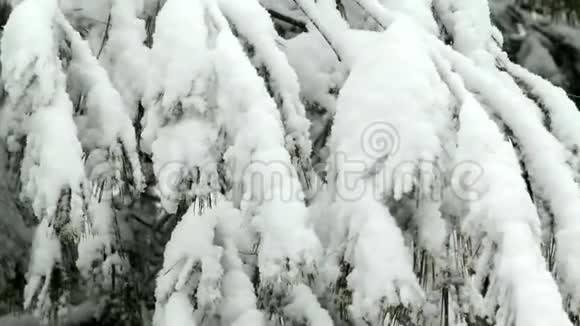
[1,0,580,325]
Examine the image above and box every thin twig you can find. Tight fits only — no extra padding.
[350,0,386,29]
[96,13,112,59]
[266,9,307,31]
[290,0,343,62]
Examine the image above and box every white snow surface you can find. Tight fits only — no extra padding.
[214,26,322,282]
[218,0,312,160]
[448,65,572,325]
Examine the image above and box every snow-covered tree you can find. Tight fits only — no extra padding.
[2,0,580,325]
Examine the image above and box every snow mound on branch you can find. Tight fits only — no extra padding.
[380,0,437,33]
[142,0,211,154]
[214,28,322,280]
[155,203,222,304]
[102,0,150,118]
[332,18,450,200]
[151,119,218,213]
[1,0,86,220]
[218,0,312,159]
[455,91,572,326]
[23,220,61,310]
[325,18,457,321]
[161,292,197,326]
[434,0,493,55]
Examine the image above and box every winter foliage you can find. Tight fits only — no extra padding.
[1,0,580,325]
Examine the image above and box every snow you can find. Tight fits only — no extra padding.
[20,96,86,221]
[284,284,333,326]
[23,220,61,311]
[1,0,90,318]
[322,18,457,321]
[331,18,450,202]
[3,0,580,324]
[455,88,572,326]
[492,55,580,311]
[497,51,580,158]
[213,201,263,325]
[161,292,197,326]
[141,0,212,154]
[1,0,86,221]
[291,0,351,63]
[151,119,218,213]
[213,24,322,285]
[443,44,580,311]
[347,196,424,321]
[218,0,312,166]
[281,28,380,113]
[220,270,263,326]
[155,203,222,305]
[433,0,494,57]
[140,0,220,214]
[101,0,150,119]
[154,200,257,326]
[75,201,115,279]
[0,0,58,100]
[283,31,345,112]
[59,13,144,195]
[378,0,437,33]
[414,200,448,255]
[433,12,580,311]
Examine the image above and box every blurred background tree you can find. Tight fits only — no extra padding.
[491,0,580,107]
[516,0,580,22]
